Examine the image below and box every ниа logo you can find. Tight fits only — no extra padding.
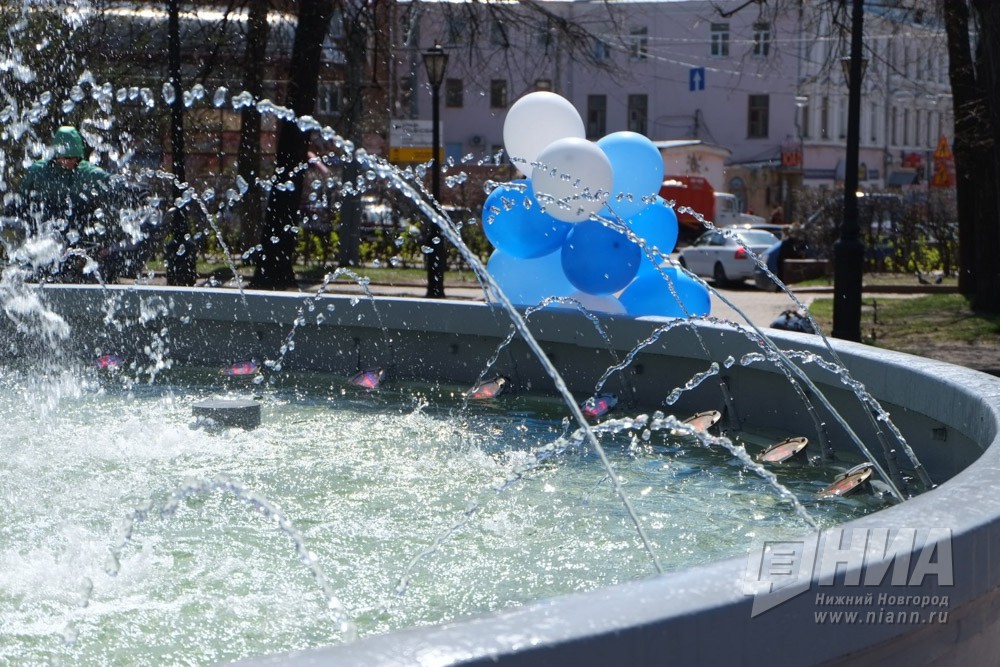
[743,527,953,617]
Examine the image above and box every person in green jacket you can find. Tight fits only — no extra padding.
[16,126,152,281]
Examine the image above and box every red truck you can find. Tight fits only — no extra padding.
[660,175,764,243]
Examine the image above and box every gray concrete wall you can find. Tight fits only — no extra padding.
[8,285,1000,667]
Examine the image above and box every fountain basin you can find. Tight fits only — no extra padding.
[7,284,1000,667]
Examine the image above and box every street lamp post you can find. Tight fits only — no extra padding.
[832,0,866,342]
[422,44,448,299]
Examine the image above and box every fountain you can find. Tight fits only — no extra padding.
[1,20,1000,667]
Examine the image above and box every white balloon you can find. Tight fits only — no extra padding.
[531,137,613,223]
[503,92,584,177]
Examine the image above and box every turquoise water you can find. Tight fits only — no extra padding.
[0,366,886,666]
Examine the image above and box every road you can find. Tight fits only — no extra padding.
[709,283,818,328]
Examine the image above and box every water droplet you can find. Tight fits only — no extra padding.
[62,622,79,645]
[77,577,93,607]
[104,552,120,576]
[162,82,176,105]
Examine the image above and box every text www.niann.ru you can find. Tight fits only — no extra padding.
[814,609,949,625]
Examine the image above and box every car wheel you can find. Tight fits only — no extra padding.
[713,262,729,286]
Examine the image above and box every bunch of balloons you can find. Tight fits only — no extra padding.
[483,91,710,318]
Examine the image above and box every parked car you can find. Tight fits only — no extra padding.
[678,228,780,286]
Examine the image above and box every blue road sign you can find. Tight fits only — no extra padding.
[689,67,706,91]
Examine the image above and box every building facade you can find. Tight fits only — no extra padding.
[395,0,954,222]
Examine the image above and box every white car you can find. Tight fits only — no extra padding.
[678,229,780,286]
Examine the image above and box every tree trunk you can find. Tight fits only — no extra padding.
[969,1,1000,313]
[237,0,269,253]
[165,0,197,286]
[944,0,980,296]
[252,0,336,289]
[337,13,368,268]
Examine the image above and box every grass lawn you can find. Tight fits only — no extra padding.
[809,293,1000,348]
[148,259,485,287]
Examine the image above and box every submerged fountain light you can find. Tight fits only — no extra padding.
[682,410,722,433]
[221,360,260,377]
[757,436,809,464]
[818,462,875,497]
[95,353,122,370]
[466,375,510,400]
[581,392,617,421]
[348,367,385,390]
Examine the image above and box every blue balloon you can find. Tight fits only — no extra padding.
[627,197,679,276]
[561,220,641,295]
[481,179,572,259]
[486,248,574,306]
[597,131,665,219]
[619,267,711,318]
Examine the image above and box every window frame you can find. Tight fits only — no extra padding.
[747,94,770,139]
[710,23,730,57]
[445,78,464,108]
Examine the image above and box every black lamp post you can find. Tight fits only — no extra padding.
[832,0,866,342]
[422,44,448,299]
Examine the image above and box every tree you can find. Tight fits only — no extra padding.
[251,0,336,289]
[236,0,270,252]
[945,1,1000,312]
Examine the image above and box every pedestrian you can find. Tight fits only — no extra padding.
[15,126,152,281]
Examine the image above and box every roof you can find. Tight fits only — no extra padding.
[652,139,731,158]
[887,170,919,187]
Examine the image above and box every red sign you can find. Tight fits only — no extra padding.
[781,146,802,169]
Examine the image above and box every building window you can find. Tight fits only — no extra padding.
[838,98,847,140]
[891,106,898,146]
[490,79,507,109]
[445,78,463,108]
[752,22,770,57]
[627,94,648,135]
[316,83,341,116]
[538,25,553,51]
[490,19,509,48]
[820,96,829,139]
[903,108,910,146]
[710,23,729,57]
[747,94,769,138]
[445,13,466,45]
[869,103,879,144]
[587,95,607,139]
[593,38,610,62]
[801,104,810,139]
[629,26,648,60]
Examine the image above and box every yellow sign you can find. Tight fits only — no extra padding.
[931,135,955,188]
[389,147,439,163]
[933,135,953,161]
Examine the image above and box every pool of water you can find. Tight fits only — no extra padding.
[0,364,889,666]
